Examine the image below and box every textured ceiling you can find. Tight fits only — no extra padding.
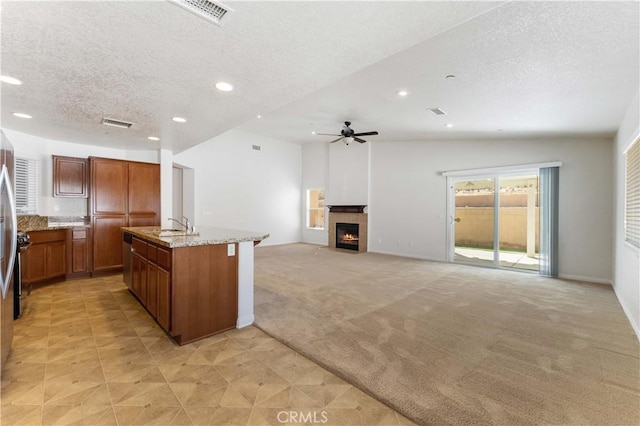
[1,1,638,153]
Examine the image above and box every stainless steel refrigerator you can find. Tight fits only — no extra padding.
[0,129,17,368]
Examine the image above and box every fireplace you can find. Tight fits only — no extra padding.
[336,223,359,251]
[328,205,368,253]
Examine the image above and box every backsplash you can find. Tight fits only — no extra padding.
[17,215,48,231]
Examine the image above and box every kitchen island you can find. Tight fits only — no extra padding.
[122,226,268,345]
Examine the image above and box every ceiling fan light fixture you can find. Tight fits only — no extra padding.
[344,137,355,145]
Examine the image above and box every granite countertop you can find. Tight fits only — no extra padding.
[18,215,90,232]
[122,226,270,248]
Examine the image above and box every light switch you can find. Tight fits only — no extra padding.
[227,243,235,256]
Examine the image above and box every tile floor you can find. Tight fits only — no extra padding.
[1,275,413,425]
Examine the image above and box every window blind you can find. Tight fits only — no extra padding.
[15,157,38,214]
[626,138,640,248]
[539,166,559,277]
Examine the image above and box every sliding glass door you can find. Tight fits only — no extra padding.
[449,171,540,272]
[453,178,495,267]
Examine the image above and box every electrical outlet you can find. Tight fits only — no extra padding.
[227,244,235,256]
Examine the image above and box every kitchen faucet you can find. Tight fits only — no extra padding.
[168,216,193,232]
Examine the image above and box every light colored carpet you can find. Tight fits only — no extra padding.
[254,243,640,426]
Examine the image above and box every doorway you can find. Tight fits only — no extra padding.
[449,171,540,272]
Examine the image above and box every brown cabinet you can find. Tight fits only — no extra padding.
[22,229,68,285]
[90,157,160,274]
[53,156,88,198]
[130,237,171,332]
[122,232,237,344]
[67,227,90,278]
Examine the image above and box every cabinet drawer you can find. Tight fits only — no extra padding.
[157,247,171,270]
[72,229,87,240]
[28,229,68,244]
[132,237,148,257]
[147,245,157,263]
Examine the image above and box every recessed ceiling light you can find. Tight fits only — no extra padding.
[13,112,32,119]
[397,90,408,96]
[446,74,456,79]
[215,81,233,92]
[445,123,453,128]
[257,115,262,119]
[148,136,160,141]
[311,131,316,135]
[1,75,22,85]
[172,116,187,123]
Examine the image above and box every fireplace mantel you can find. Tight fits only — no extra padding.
[327,205,367,213]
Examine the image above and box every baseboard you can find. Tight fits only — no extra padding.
[558,274,612,285]
[236,315,254,329]
[613,288,640,342]
[367,249,445,263]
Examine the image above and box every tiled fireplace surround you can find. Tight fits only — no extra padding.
[328,205,368,253]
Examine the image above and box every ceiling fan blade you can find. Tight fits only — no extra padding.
[353,131,378,137]
[316,133,340,136]
[329,136,344,143]
[354,137,367,143]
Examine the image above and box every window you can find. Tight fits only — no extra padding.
[307,188,325,229]
[626,138,640,248]
[15,157,39,214]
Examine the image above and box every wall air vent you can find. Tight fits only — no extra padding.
[427,108,447,116]
[101,118,134,129]
[168,0,234,26]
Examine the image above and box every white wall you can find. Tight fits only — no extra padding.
[613,91,640,338]
[367,137,614,283]
[301,143,329,245]
[327,141,369,206]
[173,129,301,246]
[2,128,158,216]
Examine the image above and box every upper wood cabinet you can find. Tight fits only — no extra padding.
[53,156,88,198]
[128,161,161,218]
[91,158,128,215]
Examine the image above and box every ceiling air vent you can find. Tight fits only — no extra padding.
[168,0,234,26]
[101,118,134,129]
[427,108,447,116]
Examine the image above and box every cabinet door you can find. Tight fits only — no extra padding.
[131,253,143,300]
[147,263,158,318]
[157,267,171,332]
[47,241,66,278]
[22,244,47,283]
[128,162,160,224]
[92,215,126,272]
[53,156,88,198]
[69,228,89,275]
[91,158,127,215]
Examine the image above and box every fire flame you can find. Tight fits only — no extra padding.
[342,233,359,241]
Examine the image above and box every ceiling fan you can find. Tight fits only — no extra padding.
[317,121,379,145]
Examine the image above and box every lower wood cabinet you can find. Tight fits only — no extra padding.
[22,229,68,285]
[123,234,237,345]
[67,227,90,278]
[130,237,171,332]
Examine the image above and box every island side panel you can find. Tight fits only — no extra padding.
[171,243,238,344]
[237,241,255,328]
